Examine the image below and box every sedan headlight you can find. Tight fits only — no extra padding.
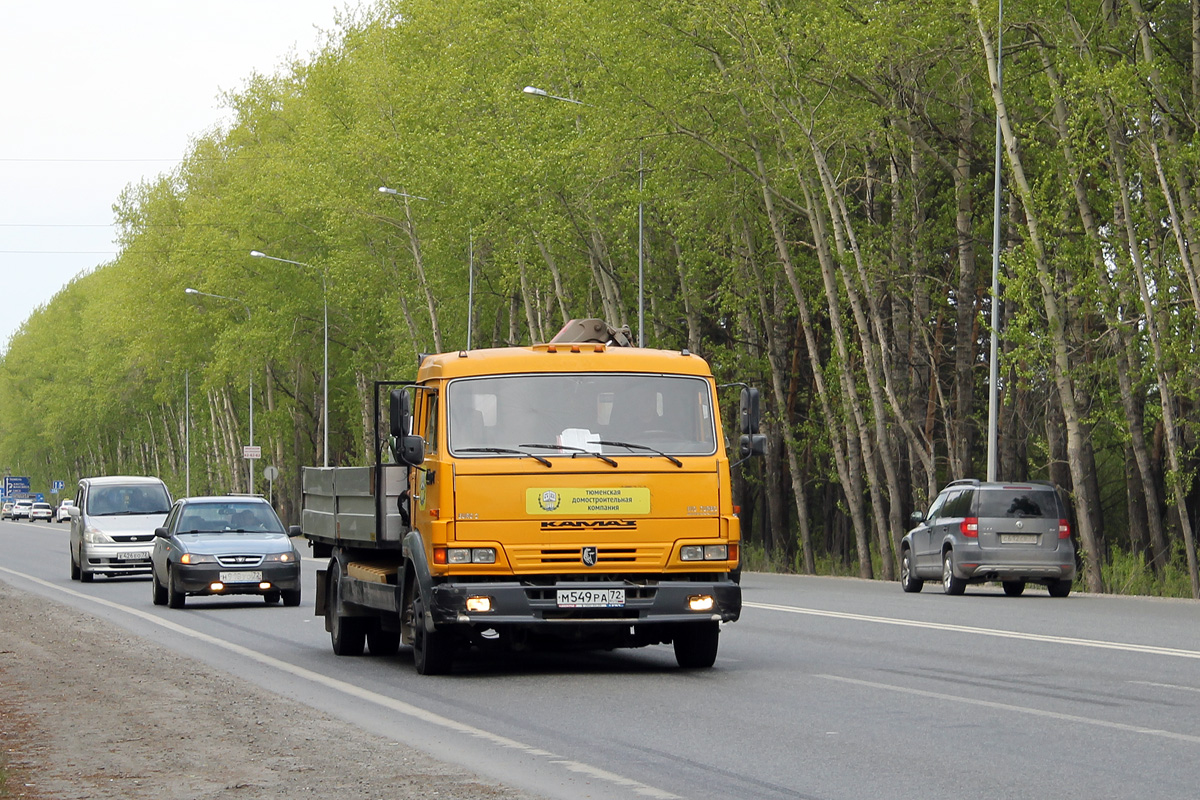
[179,553,218,565]
[83,527,113,544]
[264,552,298,563]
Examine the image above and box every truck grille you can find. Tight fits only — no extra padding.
[510,546,667,570]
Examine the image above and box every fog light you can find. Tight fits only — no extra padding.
[466,596,493,613]
[210,582,224,592]
[259,582,272,590]
[688,594,715,612]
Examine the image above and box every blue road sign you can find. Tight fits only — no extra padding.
[3,476,30,498]
[52,480,65,492]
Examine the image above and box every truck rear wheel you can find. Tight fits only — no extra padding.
[328,565,366,656]
[673,622,719,669]
[412,592,453,675]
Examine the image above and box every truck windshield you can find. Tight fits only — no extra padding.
[447,373,717,457]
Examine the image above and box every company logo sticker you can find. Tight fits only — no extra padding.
[581,546,598,567]
[526,487,650,515]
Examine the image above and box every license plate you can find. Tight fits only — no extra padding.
[219,571,263,584]
[556,588,625,608]
[1000,534,1038,545]
[117,551,150,561]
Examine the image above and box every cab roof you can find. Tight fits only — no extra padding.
[416,344,713,382]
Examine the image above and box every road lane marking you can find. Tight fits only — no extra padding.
[816,674,1200,745]
[745,601,1200,659]
[1130,680,1200,694]
[0,566,679,800]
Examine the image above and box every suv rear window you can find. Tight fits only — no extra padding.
[975,488,1058,519]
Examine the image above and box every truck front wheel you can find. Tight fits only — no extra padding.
[328,565,366,656]
[673,622,719,669]
[412,592,454,675]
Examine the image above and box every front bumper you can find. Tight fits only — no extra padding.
[173,562,301,595]
[425,577,741,629]
[82,542,155,576]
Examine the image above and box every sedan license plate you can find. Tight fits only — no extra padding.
[556,588,625,608]
[1000,534,1038,545]
[219,571,263,584]
[117,550,150,561]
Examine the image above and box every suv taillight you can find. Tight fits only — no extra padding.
[960,517,979,538]
[1059,519,1071,539]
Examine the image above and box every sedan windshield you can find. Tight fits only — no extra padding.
[176,503,285,534]
[447,373,717,457]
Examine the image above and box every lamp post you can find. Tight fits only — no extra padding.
[522,84,644,347]
[251,250,329,467]
[185,287,255,493]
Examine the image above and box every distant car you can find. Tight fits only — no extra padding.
[1,501,12,520]
[150,496,301,609]
[29,502,53,522]
[56,500,74,523]
[69,476,172,582]
[900,479,1077,597]
[12,499,34,520]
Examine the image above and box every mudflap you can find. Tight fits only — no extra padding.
[315,568,329,629]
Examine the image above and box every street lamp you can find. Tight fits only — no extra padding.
[184,287,256,493]
[522,84,644,347]
[251,250,329,468]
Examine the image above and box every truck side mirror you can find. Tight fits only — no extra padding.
[389,388,412,438]
[739,433,766,458]
[397,435,425,466]
[739,387,760,434]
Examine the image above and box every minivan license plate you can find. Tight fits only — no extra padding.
[1000,534,1038,545]
[556,589,624,608]
[117,551,150,561]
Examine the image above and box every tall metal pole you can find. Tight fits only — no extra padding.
[185,370,190,497]
[986,0,1004,483]
[467,225,475,350]
[638,148,645,347]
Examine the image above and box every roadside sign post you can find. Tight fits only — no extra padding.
[243,446,261,495]
[262,465,279,506]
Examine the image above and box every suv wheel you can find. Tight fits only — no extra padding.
[1048,578,1072,598]
[942,551,966,595]
[900,549,923,593]
[1002,581,1026,597]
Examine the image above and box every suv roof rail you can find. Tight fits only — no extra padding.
[945,478,981,488]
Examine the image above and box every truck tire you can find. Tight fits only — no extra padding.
[328,566,365,656]
[367,625,401,656]
[412,592,453,675]
[673,622,719,669]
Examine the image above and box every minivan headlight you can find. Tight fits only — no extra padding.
[83,527,113,544]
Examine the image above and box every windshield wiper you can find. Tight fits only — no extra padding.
[456,447,552,467]
[519,443,618,467]
[595,440,683,467]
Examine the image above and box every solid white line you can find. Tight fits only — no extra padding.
[816,674,1200,745]
[744,601,1200,659]
[0,565,679,800]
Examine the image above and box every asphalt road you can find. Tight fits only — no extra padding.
[2,516,1198,800]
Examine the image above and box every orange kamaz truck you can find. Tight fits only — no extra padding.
[302,319,762,674]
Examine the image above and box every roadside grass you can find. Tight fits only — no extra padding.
[743,541,1195,599]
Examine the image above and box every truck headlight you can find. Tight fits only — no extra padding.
[442,547,496,564]
[681,545,728,561]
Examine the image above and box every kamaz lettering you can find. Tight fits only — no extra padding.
[541,519,638,530]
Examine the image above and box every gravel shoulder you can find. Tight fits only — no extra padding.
[0,579,539,800]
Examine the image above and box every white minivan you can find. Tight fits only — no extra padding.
[69,476,172,582]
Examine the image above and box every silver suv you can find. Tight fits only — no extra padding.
[900,480,1077,597]
[69,476,172,582]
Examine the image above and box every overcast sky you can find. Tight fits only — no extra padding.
[0,1,359,352]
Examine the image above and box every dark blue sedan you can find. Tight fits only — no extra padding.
[150,496,302,608]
